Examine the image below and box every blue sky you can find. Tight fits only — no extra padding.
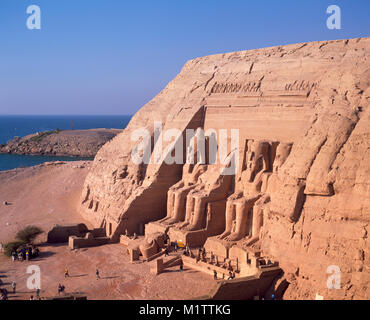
[0,0,369,115]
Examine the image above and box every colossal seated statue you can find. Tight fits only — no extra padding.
[160,163,207,225]
[177,163,233,232]
[218,140,271,242]
[247,142,292,244]
[218,141,293,242]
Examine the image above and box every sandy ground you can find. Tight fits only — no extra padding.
[0,162,216,300]
[0,161,93,243]
[0,243,215,300]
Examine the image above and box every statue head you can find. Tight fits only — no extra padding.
[273,143,292,173]
[245,140,270,182]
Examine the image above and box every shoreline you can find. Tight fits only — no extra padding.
[0,154,94,173]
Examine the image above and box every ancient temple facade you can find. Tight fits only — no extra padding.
[78,38,370,299]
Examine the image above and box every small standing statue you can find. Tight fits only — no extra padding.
[210,252,215,264]
[201,248,206,262]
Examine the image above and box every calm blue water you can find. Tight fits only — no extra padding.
[0,115,131,171]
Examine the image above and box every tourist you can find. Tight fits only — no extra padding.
[30,295,34,300]
[58,283,62,295]
[12,251,17,262]
[11,281,16,294]
[32,247,39,258]
[61,285,65,294]
[1,288,8,300]
[179,261,183,272]
[213,270,218,280]
[196,254,200,263]
[164,248,169,257]
[165,233,170,246]
[26,250,29,261]
[96,269,100,280]
[64,267,69,277]
[185,245,190,255]
[0,290,7,300]
[36,288,40,299]
[227,271,233,280]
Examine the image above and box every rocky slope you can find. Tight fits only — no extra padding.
[0,129,121,157]
[79,38,370,300]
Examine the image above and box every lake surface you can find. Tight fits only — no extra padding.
[0,115,131,171]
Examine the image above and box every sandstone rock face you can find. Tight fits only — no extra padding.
[80,38,369,299]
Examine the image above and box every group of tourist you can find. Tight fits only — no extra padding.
[29,289,42,301]
[0,280,17,300]
[0,288,8,300]
[11,246,39,262]
[194,247,238,281]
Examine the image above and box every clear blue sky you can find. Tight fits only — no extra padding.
[0,0,369,115]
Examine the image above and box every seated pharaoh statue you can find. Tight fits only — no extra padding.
[176,161,233,232]
[159,162,207,225]
[217,140,272,242]
[216,140,293,243]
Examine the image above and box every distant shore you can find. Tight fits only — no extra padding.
[0,128,122,157]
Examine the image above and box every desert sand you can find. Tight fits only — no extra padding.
[0,161,92,243]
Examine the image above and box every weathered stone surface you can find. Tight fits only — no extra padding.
[80,38,370,299]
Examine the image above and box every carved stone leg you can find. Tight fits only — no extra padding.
[178,195,194,229]
[251,205,264,238]
[185,196,207,231]
[226,200,250,241]
[159,189,175,223]
[226,196,260,241]
[164,190,189,225]
[217,199,235,239]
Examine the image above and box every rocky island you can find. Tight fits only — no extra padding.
[0,128,122,157]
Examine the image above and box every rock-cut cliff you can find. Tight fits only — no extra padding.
[79,38,370,300]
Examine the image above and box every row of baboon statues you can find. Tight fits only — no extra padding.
[210,81,262,94]
[210,80,317,96]
[285,80,318,92]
